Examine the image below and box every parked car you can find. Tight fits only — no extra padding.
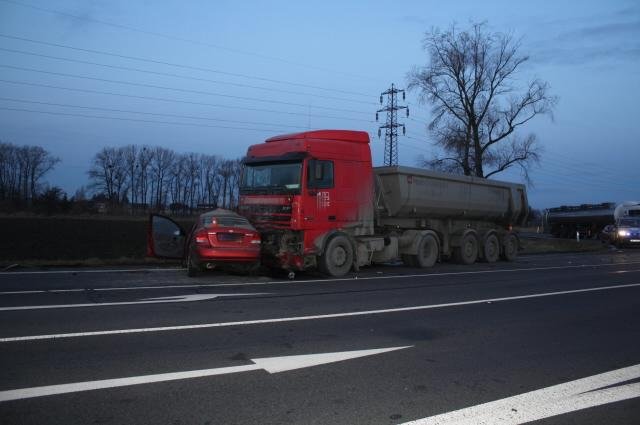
[148,209,261,276]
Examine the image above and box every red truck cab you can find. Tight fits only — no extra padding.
[239,130,374,272]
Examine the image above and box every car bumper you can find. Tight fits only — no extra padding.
[194,246,261,263]
[617,238,640,247]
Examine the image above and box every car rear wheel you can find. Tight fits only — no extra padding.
[186,251,201,277]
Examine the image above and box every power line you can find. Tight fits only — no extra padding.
[0,46,377,106]
[402,132,638,189]
[0,1,383,83]
[535,161,637,187]
[0,33,372,97]
[542,148,636,180]
[0,64,373,115]
[0,97,309,129]
[405,130,637,185]
[0,78,375,123]
[0,106,295,133]
[408,117,430,127]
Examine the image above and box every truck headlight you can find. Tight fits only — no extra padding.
[618,230,630,237]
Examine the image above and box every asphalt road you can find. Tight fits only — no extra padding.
[1,250,639,425]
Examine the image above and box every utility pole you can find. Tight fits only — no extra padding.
[376,83,409,166]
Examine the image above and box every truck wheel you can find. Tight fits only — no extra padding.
[483,234,500,263]
[454,233,478,265]
[319,235,353,277]
[415,234,439,268]
[501,233,518,261]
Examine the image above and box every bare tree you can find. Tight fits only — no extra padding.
[219,160,234,209]
[0,142,18,200]
[198,154,221,207]
[122,145,138,209]
[150,147,175,211]
[407,22,557,181]
[184,153,200,210]
[228,158,243,209]
[137,146,153,209]
[12,145,60,203]
[0,142,59,207]
[88,147,128,203]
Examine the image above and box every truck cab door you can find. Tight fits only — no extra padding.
[147,214,187,259]
[305,159,337,228]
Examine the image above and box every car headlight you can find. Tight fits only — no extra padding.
[618,230,630,237]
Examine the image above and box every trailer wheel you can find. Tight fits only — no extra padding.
[501,233,518,261]
[454,233,478,265]
[414,234,439,268]
[483,234,500,263]
[319,235,353,277]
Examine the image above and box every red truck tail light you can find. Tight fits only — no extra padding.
[246,233,261,244]
[194,229,211,246]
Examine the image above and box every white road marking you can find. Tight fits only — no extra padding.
[2,261,640,295]
[2,282,639,343]
[399,363,640,425]
[0,346,410,402]
[0,293,266,312]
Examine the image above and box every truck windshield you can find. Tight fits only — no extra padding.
[619,218,640,227]
[241,162,302,194]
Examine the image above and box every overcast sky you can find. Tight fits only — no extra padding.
[0,0,638,209]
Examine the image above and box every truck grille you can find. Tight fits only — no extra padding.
[239,204,291,229]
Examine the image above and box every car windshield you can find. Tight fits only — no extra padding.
[240,161,302,194]
[619,218,640,227]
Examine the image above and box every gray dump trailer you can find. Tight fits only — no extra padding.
[361,166,528,267]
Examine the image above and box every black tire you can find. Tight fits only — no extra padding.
[501,233,518,261]
[483,233,500,263]
[414,234,439,268]
[319,235,354,277]
[186,251,201,277]
[453,233,478,265]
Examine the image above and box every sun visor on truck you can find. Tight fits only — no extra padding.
[243,151,308,164]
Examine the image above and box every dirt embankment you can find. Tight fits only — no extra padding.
[0,215,195,265]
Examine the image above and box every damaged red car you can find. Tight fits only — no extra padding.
[148,209,261,276]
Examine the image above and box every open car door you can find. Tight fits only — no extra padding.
[147,214,187,259]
